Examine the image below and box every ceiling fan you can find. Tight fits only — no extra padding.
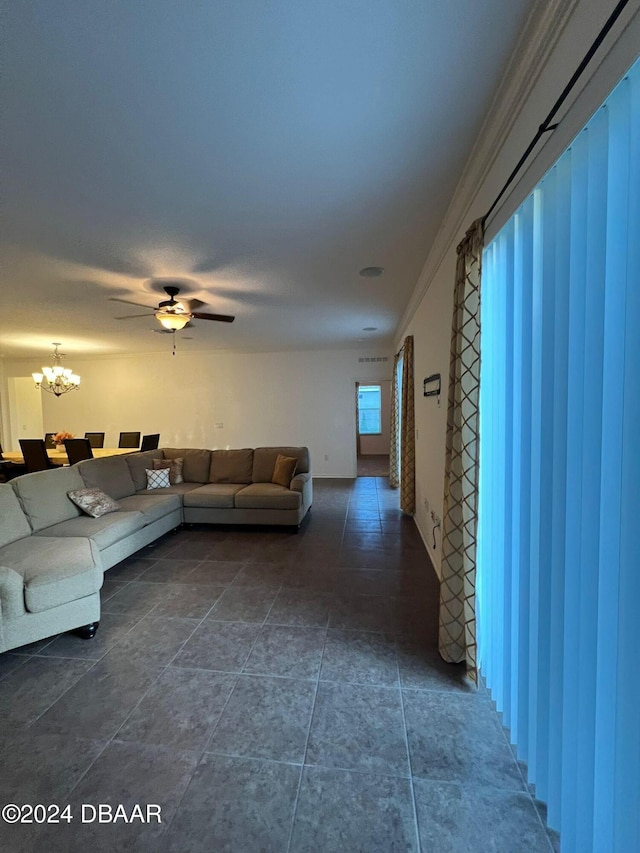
[109,285,235,331]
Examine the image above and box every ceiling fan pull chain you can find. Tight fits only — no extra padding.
[172,333,176,356]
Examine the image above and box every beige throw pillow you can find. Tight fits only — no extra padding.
[271,454,298,487]
[153,457,184,484]
[67,488,120,518]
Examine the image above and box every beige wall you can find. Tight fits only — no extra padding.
[395,0,640,575]
[1,347,392,477]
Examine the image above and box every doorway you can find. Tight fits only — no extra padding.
[355,381,391,477]
[7,377,44,451]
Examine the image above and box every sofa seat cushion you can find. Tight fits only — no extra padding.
[118,494,182,523]
[234,483,301,510]
[0,536,102,613]
[136,483,203,497]
[183,484,246,509]
[34,511,144,550]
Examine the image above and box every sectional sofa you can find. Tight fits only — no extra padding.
[0,446,311,653]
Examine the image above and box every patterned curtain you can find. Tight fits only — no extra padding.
[389,353,400,488]
[355,382,361,458]
[438,219,484,684]
[399,336,415,514]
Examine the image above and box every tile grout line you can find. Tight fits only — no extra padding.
[156,579,292,841]
[60,601,217,808]
[398,658,424,851]
[91,587,247,846]
[283,610,329,853]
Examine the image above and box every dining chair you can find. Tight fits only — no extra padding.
[64,438,94,465]
[140,433,160,451]
[118,431,141,448]
[84,431,105,448]
[44,433,57,449]
[19,439,62,473]
[0,442,27,481]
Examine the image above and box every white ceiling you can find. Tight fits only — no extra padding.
[1,0,534,359]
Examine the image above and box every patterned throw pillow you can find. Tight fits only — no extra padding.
[146,468,170,490]
[153,457,184,484]
[67,488,120,518]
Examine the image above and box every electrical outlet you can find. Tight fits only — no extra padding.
[324,454,328,461]
[424,497,429,511]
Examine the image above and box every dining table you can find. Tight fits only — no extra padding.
[2,447,136,466]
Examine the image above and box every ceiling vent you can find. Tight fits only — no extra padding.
[358,356,389,363]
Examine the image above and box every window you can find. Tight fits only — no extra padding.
[358,385,381,434]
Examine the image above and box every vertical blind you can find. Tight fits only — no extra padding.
[478,56,639,853]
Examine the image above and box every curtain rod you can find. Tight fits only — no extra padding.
[482,0,631,227]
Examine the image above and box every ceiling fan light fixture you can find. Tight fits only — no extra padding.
[156,310,191,331]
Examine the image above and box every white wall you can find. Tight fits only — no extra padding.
[395,0,640,575]
[1,347,392,476]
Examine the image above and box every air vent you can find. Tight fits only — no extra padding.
[358,357,389,363]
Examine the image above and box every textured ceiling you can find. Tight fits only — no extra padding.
[1,0,533,358]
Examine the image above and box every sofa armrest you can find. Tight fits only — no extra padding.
[0,565,26,620]
[290,472,312,510]
[290,471,310,492]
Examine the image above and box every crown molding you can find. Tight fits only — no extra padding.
[396,0,580,341]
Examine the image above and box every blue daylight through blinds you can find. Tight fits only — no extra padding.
[478,56,640,853]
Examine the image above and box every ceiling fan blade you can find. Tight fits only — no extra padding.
[109,297,155,309]
[115,312,156,320]
[192,311,235,323]
[184,297,206,311]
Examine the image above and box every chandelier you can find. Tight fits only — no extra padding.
[32,343,81,397]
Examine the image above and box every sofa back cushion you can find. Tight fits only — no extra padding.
[77,456,136,500]
[125,450,164,491]
[162,448,211,483]
[252,447,310,483]
[0,483,32,546]
[11,467,85,532]
[209,449,254,484]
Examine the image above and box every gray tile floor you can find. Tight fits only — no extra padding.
[0,478,557,852]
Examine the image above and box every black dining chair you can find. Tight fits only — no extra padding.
[140,434,160,451]
[64,438,94,465]
[19,439,62,473]
[0,442,27,481]
[118,431,141,448]
[84,432,105,449]
[44,433,57,449]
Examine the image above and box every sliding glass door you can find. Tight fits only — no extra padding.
[478,56,639,853]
